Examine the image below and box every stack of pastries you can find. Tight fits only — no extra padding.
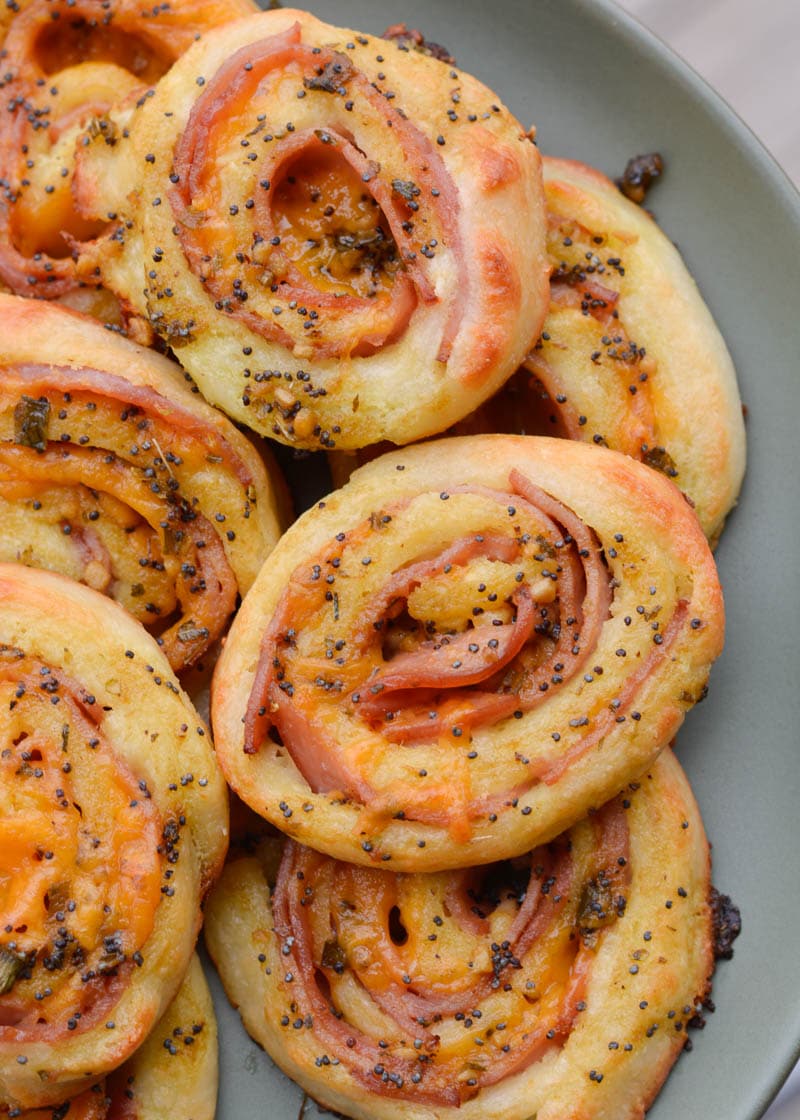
[0,4,745,1119]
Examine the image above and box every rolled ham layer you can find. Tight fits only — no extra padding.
[0,295,282,672]
[0,564,227,1109]
[71,9,550,449]
[212,435,724,872]
[206,749,718,1120]
[0,0,258,301]
[6,954,218,1120]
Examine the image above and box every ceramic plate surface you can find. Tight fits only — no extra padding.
[207,1,800,1117]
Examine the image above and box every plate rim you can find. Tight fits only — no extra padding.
[563,5,800,1113]
[209,3,800,1119]
[575,0,799,216]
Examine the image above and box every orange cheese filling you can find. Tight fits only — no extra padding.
[31,21,172,80]
[12,190,106,262]
[0,658,162,1035]
[274,810,630,1105]
[271,146,400,300]
[0,376,244,670]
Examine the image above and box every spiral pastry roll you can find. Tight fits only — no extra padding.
[0,0,257,308]
[206,748,715,1119]
[0,295,282,672]
[0,564,227,1110]
[454,157,746,542]
[2,954,218,1120]
[72,8,549,449]
[212,435,723,871]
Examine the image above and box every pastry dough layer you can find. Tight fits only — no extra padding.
[0,295,282,671]
[0,565,227,1109]
[0,0,258,303]
[212,435,724,871]
[102,952,218,1120]
[206,749,714,1120]
[457,156,746,542]
[73,8,550,449]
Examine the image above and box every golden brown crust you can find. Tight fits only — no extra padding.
[541,156,745,542]
[0,294,283,670]
[211,435,724,872]
[72,9,550,450]
[206,749,714,1120]
[104,953,218,1120]
[0,565,227,1109]
[452,156,746,542]
[4,954,218,1119]
[0,0,258,305]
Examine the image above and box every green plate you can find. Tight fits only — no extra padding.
[209,1,800,1117]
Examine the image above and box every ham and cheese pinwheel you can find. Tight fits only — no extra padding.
[3,954,218,1120]
[0,565,227,1110]
[72,8,549,449]
[454,157,746,543]
[206,749,718,1120]
[212,436,724,872]
[0,295,282,672]
[332,156,746,541]
[0,0,257,314]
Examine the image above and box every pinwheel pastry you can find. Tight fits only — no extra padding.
[0,564,227,1110]
[71,8,550,449]
[330,156,746,542]
[206,748,716,1120]
[0,0,258,318]
[0,294,283,672]
[1,953,219,1119]
[211,435,724,872]
[454,156,746,543]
